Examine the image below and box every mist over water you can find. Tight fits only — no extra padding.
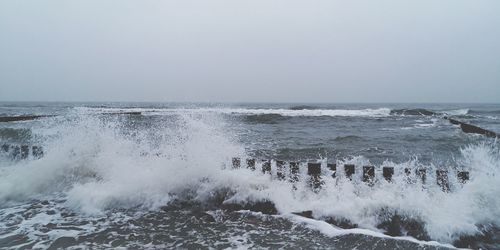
[0,102,499,249]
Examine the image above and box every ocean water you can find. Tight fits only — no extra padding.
[0,102,499,249]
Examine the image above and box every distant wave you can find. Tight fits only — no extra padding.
[77,107,393,118]
[390,108,470,117]
[440,109,469,116]
[179,108,393,117]
[288,105,320,110]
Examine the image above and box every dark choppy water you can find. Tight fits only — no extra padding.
[0,102,499,249]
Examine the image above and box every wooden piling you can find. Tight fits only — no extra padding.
[362,166,375,183]
[21,145,29,159]
[382,167,394,182]
[276,160,286,180]
[327,163,336,178]
[289,162,300,182]
[246,158,256,170]
[11,145,20,159]
[32,146,43,158]
[404,168,414,183]
[404,168,411,176]
[232,157,241,169]
[262,160,271,174]
[344,164,355,180]
[457,171,469,184]
[416,168,426,184]
[436,170,450,192]
[308,163,321,175]
[308,163,322,190]
[1,144,8,153]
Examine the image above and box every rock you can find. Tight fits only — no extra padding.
[377,214,430,241]
[0,115,54,123]
[446,117,498,138]
[454,226,500,249]
[222,200,278,215]
[460,123,498,138]
[245,200,278,215]
[292,210,313,219]
[323,216,358,229]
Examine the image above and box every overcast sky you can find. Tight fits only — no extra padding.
[0,1,499,103]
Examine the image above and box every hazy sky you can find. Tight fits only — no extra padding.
[1,1,499,103]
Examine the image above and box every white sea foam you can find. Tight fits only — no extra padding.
[0,109,498,246]
[286,214,455,248]
[440,109,469,116]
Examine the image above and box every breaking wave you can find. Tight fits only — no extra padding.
[390,108,470,117]
[288,105,320,110]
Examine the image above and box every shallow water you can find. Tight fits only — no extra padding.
[0,102,499,249]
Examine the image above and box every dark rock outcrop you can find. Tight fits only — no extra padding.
[377,214,430,241]
[0,115,54,123]
[222,200,278,215]
[445,117,498,138]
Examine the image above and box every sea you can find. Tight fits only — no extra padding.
[0,102,499,249]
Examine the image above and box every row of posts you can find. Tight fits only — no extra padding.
[231,158,469,192]
[1,144,44,160]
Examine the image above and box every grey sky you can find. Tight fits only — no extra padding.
[1,0,499,103]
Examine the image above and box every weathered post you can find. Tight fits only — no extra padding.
[232,157,241,169]
[276,160,286,180]
[404,168,414,184]
[404,168,411,176]
[289,162,300,182]
[21,145,29,159]
[327,163,337,178]
[382,167,394,182]
[457,171,469,184]
[436,170,450,192]
[32,146,43,158]
[416,168,426,184]
[11,145,20,159]
[246,158,256,170]
[1,144,9,153]
[362,166,375,184]
[262,160,271,174]
[308,163,322,190]
[344,164,355,180]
